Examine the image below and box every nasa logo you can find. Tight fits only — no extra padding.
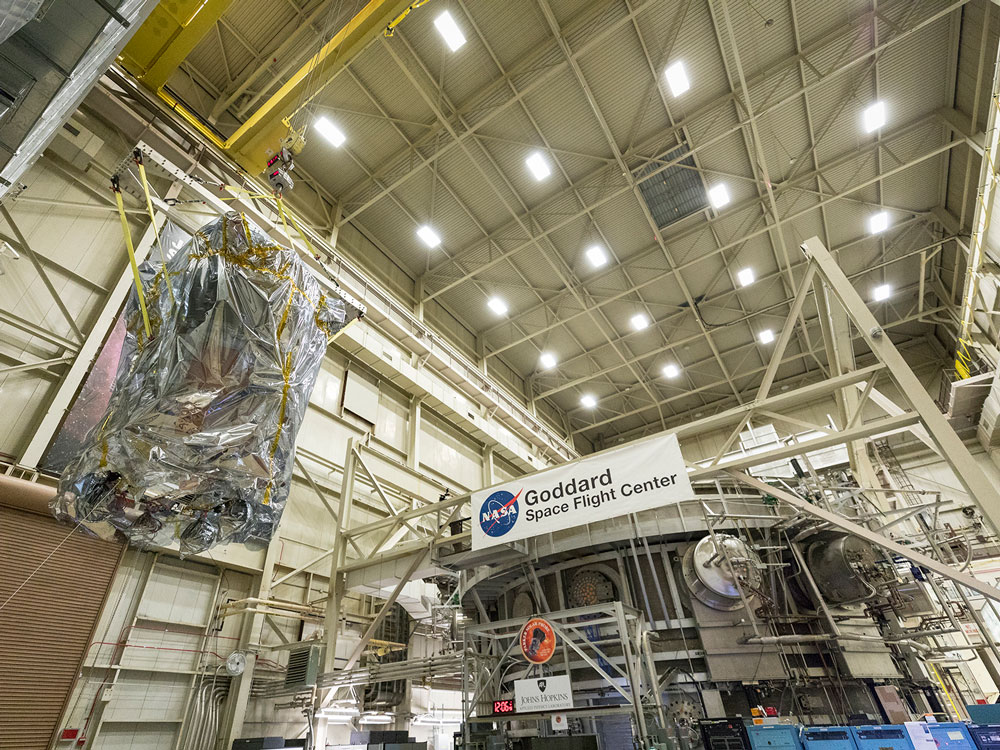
[479,489,522,538]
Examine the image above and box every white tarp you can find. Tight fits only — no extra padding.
[471,432,692,550]
[514,675,574,713]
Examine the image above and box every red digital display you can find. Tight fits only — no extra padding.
[493,699,516,715]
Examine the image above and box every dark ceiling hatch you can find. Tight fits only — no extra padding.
[636,144,707,228]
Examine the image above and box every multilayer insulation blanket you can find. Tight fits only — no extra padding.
[53,212,351,554]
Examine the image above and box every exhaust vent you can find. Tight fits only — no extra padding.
[284,645,322,690]
[636,143,707,228]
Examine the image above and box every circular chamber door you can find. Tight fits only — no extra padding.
[567,568,616,608]
[681,533,763,611]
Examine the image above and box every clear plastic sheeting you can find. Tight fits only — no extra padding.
[53,212,352,555]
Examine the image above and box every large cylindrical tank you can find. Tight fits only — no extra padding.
[681,534,762,611]
[805,535,881,604]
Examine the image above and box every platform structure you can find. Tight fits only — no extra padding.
[461,602,661,747]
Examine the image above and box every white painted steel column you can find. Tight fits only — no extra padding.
[802,235,1000,537]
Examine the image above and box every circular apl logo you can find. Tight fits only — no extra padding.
[479,489,521,538]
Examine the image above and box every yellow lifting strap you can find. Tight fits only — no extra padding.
[132,149,174,304]
[280,197,315,256]
[275,193,293,248]
[274,194,316,257]
[219,183,272,200]
[112,175,152,338]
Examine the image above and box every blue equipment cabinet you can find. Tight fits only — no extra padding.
[924,723,976,750]
[802,727,859,750]
[748,725,804,750]
[850,725,915,750]
[969,724,1000,750]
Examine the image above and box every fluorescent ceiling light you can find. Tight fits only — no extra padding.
[487,296,508,315]
[580,394,597,409]
[630,313,650,331]
[539,352,557,369]
[416,225,441,248]
[873,283,891,301]
[737,267,754,286]
[663,363,680,379]
[526,151,551,181]
[664,61,690,96]
[758,329,775,344]
[708,183,730,209]
[869,211,889,234]
[863,100,887,133]
[586,245,607,268]
[434,10,466,51]
[314,117,345,147]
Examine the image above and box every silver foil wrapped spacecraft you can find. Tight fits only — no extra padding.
[53,212,352,555]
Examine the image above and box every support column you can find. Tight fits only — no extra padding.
[407,396,423,471]
[812,273,882,500]
[476,335,488,376]
[314,439,357,747]
[217,536,283,749]
[482,445,495,487]
[414,276,424,321]
[328,202,342,248]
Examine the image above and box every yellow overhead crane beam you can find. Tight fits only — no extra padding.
[120,0,238,92]
[119,0,415,174]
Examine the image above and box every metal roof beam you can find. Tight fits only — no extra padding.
[536,0,743,403]
[533,226,940,398]
[571,298,938,436]
[381,29,672,426]
[484,135,961,359]
[418,0,968,300]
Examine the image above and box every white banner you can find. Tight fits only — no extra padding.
[472,432,692,550]
[514,675,574,713]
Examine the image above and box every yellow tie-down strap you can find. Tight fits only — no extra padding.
[112,175,152,338]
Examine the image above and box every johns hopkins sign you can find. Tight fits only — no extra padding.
[471,432,692,550]
[514,675,574,713]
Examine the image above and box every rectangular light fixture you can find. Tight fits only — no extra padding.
[488,297,508,315]
[434,11,466,51]
[664,61,690,97]
[663,363,680,379]
[314,117,345,147]
[417,225,441,248]
[873,283,891,301]
[580,394,597,409]
[758,329,775,344]
[526,151,551,181]
[585,245,607,267]
[737,267,754,286]
[630,313,650,331]
[540,352,557,369]
[869,211,889,234]
[708,183,730,209]
[863,100,886,133]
